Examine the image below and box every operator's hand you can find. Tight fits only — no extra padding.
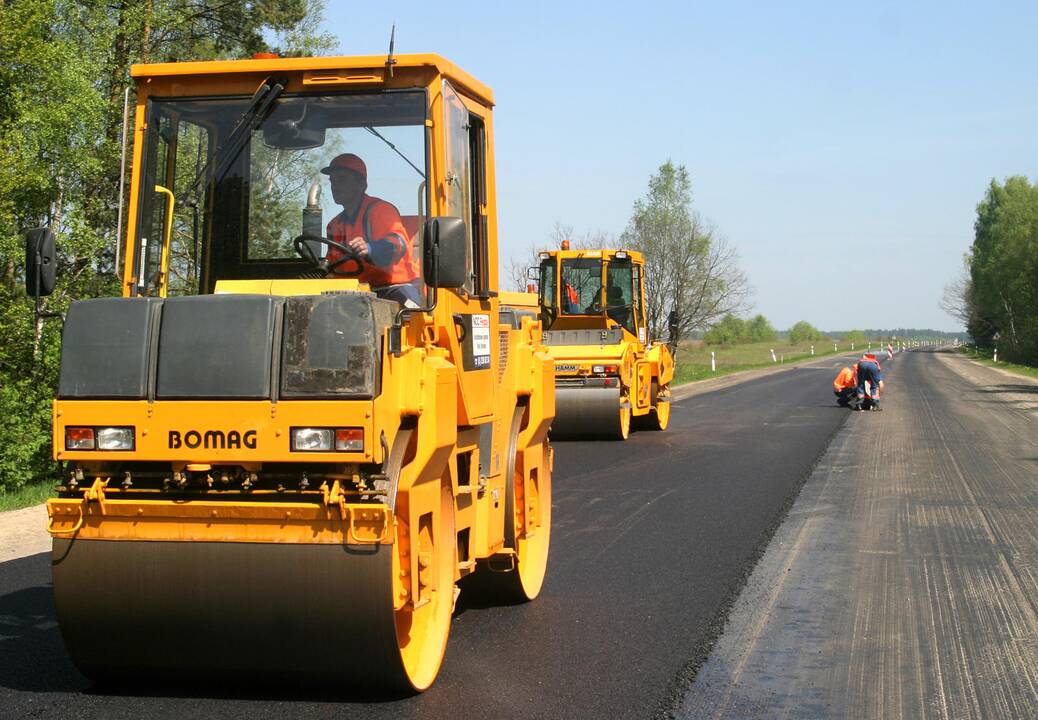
[347,236,370,259]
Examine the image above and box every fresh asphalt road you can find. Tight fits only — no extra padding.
[0,355,865,719]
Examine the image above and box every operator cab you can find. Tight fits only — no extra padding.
[537,249,647,342]
[133,87,429,300]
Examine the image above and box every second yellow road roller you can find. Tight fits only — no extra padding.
[535,244,674,439]
[30,52,554,692]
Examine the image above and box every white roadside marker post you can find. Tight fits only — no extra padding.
[711,351,716,372]
[771,348,777,363]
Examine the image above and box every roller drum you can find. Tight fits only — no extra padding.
[52,537,407,689]
[550,385,624,439]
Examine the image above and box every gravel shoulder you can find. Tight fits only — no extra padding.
[0,504,51,563]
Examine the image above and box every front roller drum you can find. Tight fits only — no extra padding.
[52,434,457,693]
[550,385,630,440]
[53,538,405,687]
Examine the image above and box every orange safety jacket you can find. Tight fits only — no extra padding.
[565,283,578,305]
[326,195,420,287]
[833,366,857,391]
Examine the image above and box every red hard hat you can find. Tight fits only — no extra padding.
[320,153,366,179]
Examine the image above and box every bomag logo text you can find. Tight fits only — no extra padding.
[168,430,258,450]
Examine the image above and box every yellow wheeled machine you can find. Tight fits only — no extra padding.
[535,245,673,439]
[29,54,554,692]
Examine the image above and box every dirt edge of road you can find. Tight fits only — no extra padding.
[653,354,872,718]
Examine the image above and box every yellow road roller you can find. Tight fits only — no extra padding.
[29,53,554,692]
[535,244,673,439]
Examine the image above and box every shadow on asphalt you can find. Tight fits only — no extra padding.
[974,384,1038,394]
[79,678,408,704]
[0,553,418,703]
[0,554,87,693]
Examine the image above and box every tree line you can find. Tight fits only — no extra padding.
[944,176,1038,364]
[0,0,331,495]
[702,320,919,347]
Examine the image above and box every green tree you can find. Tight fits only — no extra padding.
[967,177,1038,361]
[703,314,748,345]
[788,321,824,344]
[842,329,866,345]
[620,161,751,354]
[0,0,333,495]
[747,314,776,342]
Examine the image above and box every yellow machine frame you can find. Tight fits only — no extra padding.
[537,247,673,439]
[44,54,555,692]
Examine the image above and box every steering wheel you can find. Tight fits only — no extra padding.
[293,235,363,275]
[584,286,603,313]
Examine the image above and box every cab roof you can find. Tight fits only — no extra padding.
[545,249,645,263]
[130,53,494,107]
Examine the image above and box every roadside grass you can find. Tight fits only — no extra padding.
[958,345,1038,380]
[673,339,871,385]
[0,480,54,513]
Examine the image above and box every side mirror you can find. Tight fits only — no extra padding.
[25,227,56,297]
[422,217,467,289]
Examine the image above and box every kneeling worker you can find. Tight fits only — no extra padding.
[322,153,423,307]
[856,353,884,411]
[833,365,859,408]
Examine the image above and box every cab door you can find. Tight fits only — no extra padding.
[442,80,495,423]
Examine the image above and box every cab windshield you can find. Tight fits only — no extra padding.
[559,257,602,315]
[134,89,427,296]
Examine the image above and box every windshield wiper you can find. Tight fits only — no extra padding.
[365,126,425,179]
[185,75,289,208]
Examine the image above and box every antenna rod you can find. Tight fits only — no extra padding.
[386,24,397,77]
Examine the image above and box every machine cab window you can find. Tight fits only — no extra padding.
[134,90,428,297]
[559,257,602,315]
[605,258,635,334]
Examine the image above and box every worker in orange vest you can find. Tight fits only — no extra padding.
[833,365,859,408]
[322,153,422,306]
[564,281,579,313]
[855,353,884,411]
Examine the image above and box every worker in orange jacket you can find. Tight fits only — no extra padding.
[833,365,859,408]
[322,153,422,306]
[855,353,884,411]
[564,282,579,313]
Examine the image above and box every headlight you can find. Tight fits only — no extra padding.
[335,428,364,452]
[65,426,135,451]
[97,427,134,450]
[65,427,95,450]
[291,427,365,452]
[292,428,333,452]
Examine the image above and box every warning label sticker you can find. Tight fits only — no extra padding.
[472,314,491,369]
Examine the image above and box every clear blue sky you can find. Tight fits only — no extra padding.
[322,0,1038,332]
